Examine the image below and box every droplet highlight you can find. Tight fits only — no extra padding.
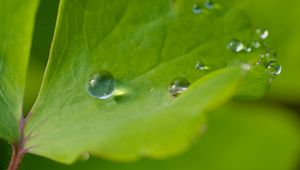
[256,28,269,40]
[195,62,210,70]
[257,49,277,65]
[227,39,245,52]
[168,78,190,97]
[266,61,281,76]
[86,70,116,99]
[251,40,261,49]
[244,46,252,53]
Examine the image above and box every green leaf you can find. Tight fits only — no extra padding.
[234,0,300,103]
[24,0,271,164]
[21,102,300,170]
[0,0,39,142]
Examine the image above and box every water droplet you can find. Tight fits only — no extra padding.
[266,61,281,76]
[80,152,90,161]
[204,0,214,10]
[86,70,116,99]
[227,39,245,52]
[241,63,251,71]
[256,28,269,40]
[168,78,190,97]
[244,46,252,53]
[192,3,202,14]
[257,49,277,65]
[195,62,210,70]
[251,40,261,49]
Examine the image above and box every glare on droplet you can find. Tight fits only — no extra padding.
[195,62,210,70]
[227,39,245,52]
[86,70,116,99]
[113,88,127,96]
[241,63,251,71]
[251,40,261,49]
[257,49,277,66]
[168,77,190,97]
[266,61,282,76]
[244,46,252,53]
[256,28,269,40]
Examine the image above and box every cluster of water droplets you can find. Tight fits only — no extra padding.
[86,69,194,99]
[227,28,281,77]
[192,0,217,14]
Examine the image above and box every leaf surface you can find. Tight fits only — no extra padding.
[0,0,39,142]
[22,102,300,170]
[24,0,272,163]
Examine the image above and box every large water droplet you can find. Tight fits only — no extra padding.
[266,61,281,76]
[86,70,116,99]
[168,78,190,97]
[204,0,214,10]
[227,39,245,52]
[256,28,269,40]
[192,3,202,14]
[195,61,210,70]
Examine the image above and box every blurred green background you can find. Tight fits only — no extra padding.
[1,0,300,169]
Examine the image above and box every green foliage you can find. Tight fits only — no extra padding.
[22,0,272,163]
[0,0,39,142]
[0,0,300,169]
[21,102,300,170]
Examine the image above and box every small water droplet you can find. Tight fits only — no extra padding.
[192,3,202,14]
[227,39,245,52]
[257,49,277,65]
[251,40,261,49]
[244,46,252,53]
[80,152,90,161]
[168,78,190,97]
[86,70,116,99]
[195,62,210,70]
[256,28,269,40]
[204,0,214,10]
[241,63,251,71]
[266,61,281,76]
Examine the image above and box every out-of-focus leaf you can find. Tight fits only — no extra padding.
[234,0,300,103]
[22,102,300,170]
[0,0,39,142]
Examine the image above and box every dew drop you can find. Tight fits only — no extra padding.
[168,78,190,97]
[86,70,116,99]
[266,61,281,76]
[195,62,210,70]
[192,3,202,14]
[257,49,277,65]
[244,46,252,53]
[204,0,214,10]
[251,40,261,49]
[256,28,269,40]
[227,39,245,52]
[241,63,251,71]
[80,152,90,161]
